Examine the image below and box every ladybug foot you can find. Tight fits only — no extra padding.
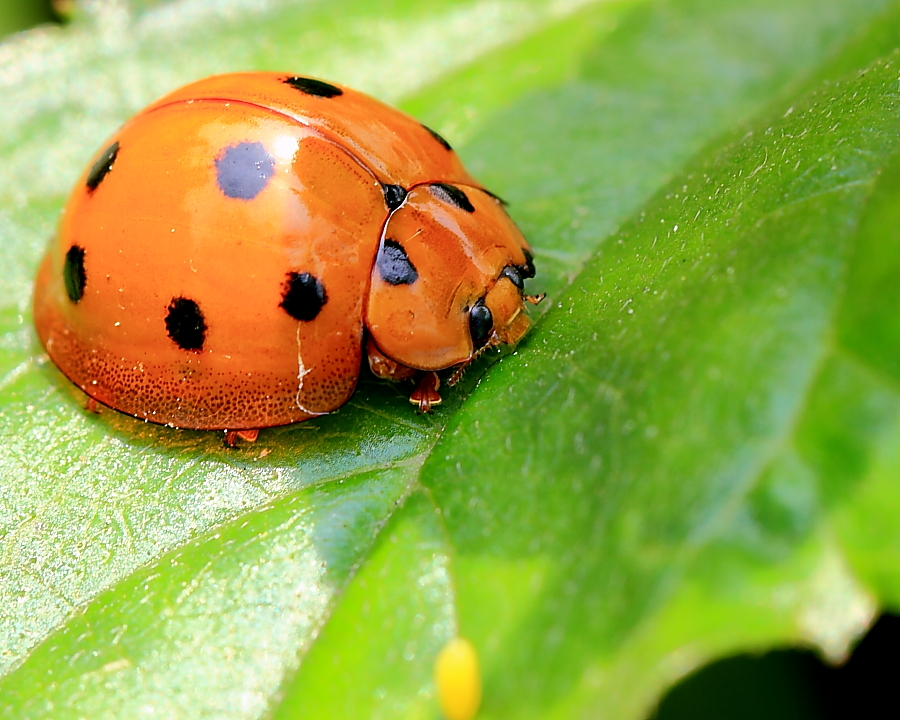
[409,372,441,413]
[224,428,260,448]
[85,397,101,414]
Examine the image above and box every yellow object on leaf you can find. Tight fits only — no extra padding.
[435,637,482,720]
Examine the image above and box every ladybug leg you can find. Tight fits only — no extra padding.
[224,429,260,448]
[85,397,100,414]
[409,372,441,413]
[524,292,546,305]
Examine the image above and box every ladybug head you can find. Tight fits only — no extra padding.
[365,182,538,372]
[471,259,538,349]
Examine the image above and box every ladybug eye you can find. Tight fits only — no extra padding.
[500,265,524,291]
[469,299,493,348]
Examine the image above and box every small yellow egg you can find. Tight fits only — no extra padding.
[435,636,482,720]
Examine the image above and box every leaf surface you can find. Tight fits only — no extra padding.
[1,0,899,718]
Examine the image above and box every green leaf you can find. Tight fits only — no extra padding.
[423,24,900,720]
[2,0,900,718]
[0,0,56,39]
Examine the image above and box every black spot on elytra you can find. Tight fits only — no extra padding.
[429,183,475,213]
[280,272,327,321]
[469,299,493,347]
[500,265,524,291]
[481,188,509,206]
[86,141,119,193]
[215,142,275,200]
[383,184,407,210]
[165,297,207,351]
[519,248,536,278]
[422,124,452,151]
[377,238,418,286]
[63,245,87,303]
[283,76,343,98]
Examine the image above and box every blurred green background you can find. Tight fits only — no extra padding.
[0,0,58,36]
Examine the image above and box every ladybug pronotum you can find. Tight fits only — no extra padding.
[33,73,541,445]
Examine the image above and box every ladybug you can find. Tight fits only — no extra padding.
[33,73,541,445]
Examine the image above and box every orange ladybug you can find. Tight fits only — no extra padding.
[33,73,541,445]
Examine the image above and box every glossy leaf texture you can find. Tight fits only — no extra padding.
[2,0,900,718]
